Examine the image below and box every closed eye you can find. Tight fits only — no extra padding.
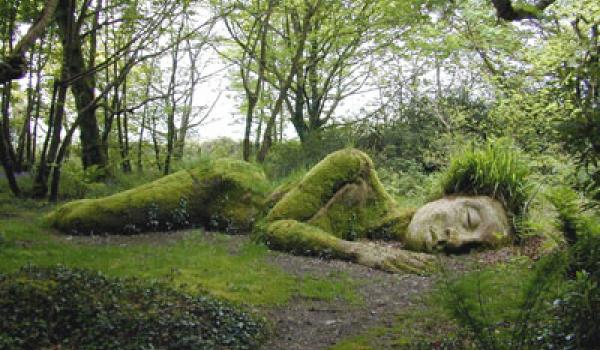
[466,207,481,229]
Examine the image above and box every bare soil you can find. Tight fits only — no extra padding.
[259,254,433,350]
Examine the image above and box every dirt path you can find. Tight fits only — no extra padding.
[259,254,432,350]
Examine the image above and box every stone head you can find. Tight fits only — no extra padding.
[405,196,511,253]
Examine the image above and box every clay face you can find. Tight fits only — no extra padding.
[405,196,511,253]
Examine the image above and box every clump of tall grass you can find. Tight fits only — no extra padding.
[437,138,531,230]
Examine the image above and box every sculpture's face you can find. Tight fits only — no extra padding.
[405,196,511,253]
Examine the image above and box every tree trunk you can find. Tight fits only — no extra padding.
[121,76,131,172]
[137,67,153,172]
[254,108,263,153]
[137,109,146,172]
[31,38,46,163]
[243,95,258,160]
[56,0,106,172]
[164,22,184,175]
[151,111,161,171]
[16,50,35,171]
[0,120,20,196]
[33,80,67,198]
[1,83,18,170]
[0,0,58,84]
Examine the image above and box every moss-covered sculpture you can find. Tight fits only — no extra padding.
[48,147,515,274]
[47,159,269,235]
[261,149,433,273]
[260,149,514,273]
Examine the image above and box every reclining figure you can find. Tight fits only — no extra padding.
[261,149,512,273]
[48,149,512,273]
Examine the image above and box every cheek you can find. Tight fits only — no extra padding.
[477,221,510,242]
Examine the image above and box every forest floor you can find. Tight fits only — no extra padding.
[0,197,539,350]
[67,230,522,350]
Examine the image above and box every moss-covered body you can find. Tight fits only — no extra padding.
[47,159,269,235]
[261,149,432,273]
[267,148,411,241]
[263,219,431,274]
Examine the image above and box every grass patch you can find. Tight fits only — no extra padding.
[329,258,547,350]
[437,138,531,232]
[0,208,361,306]
[297,271,363,305]
[329,294,458,350]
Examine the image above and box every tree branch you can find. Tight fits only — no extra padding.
[0,0,60,84]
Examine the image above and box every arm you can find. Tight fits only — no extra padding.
[262,220,433,274]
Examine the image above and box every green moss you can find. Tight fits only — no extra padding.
[365,207,416,241]
[265,178,301,209]
[47,158,269,235]
[262,219,431,274]
[266,149,409,241]
[263,220,355,260]
[267,148,374,222]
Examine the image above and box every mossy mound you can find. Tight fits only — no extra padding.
[267,148,410,240]
[47,159,269,235]
[0,265,266,350]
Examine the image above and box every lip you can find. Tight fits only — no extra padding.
[427,227,487,253]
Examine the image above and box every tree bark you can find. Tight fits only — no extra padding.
[16,50,35,171]
[56,0,106,172]
[257,2,320,162]
[0,120,20,196]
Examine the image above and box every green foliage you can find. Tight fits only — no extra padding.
[437,139,531,230]
[354,100,452,173]
[440,254,567,350]
[201,138,242,159]
[439,192,600,350]
[377,165,432,203]
[530,198,600,349]
[0,265,266,350]
[545,186,583,245]
[263,127,355,180]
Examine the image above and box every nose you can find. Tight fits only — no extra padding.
[430,227,451,251]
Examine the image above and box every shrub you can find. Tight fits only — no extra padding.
[0,265,266,350]
[263,127,355,180]
[437,138,531,231]
[441,189,600,350]
[532,224,600,350]
[545,186,583,245]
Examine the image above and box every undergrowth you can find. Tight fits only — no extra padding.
[0,265,266,350]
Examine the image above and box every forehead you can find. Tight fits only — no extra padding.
[419,196,496,213]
